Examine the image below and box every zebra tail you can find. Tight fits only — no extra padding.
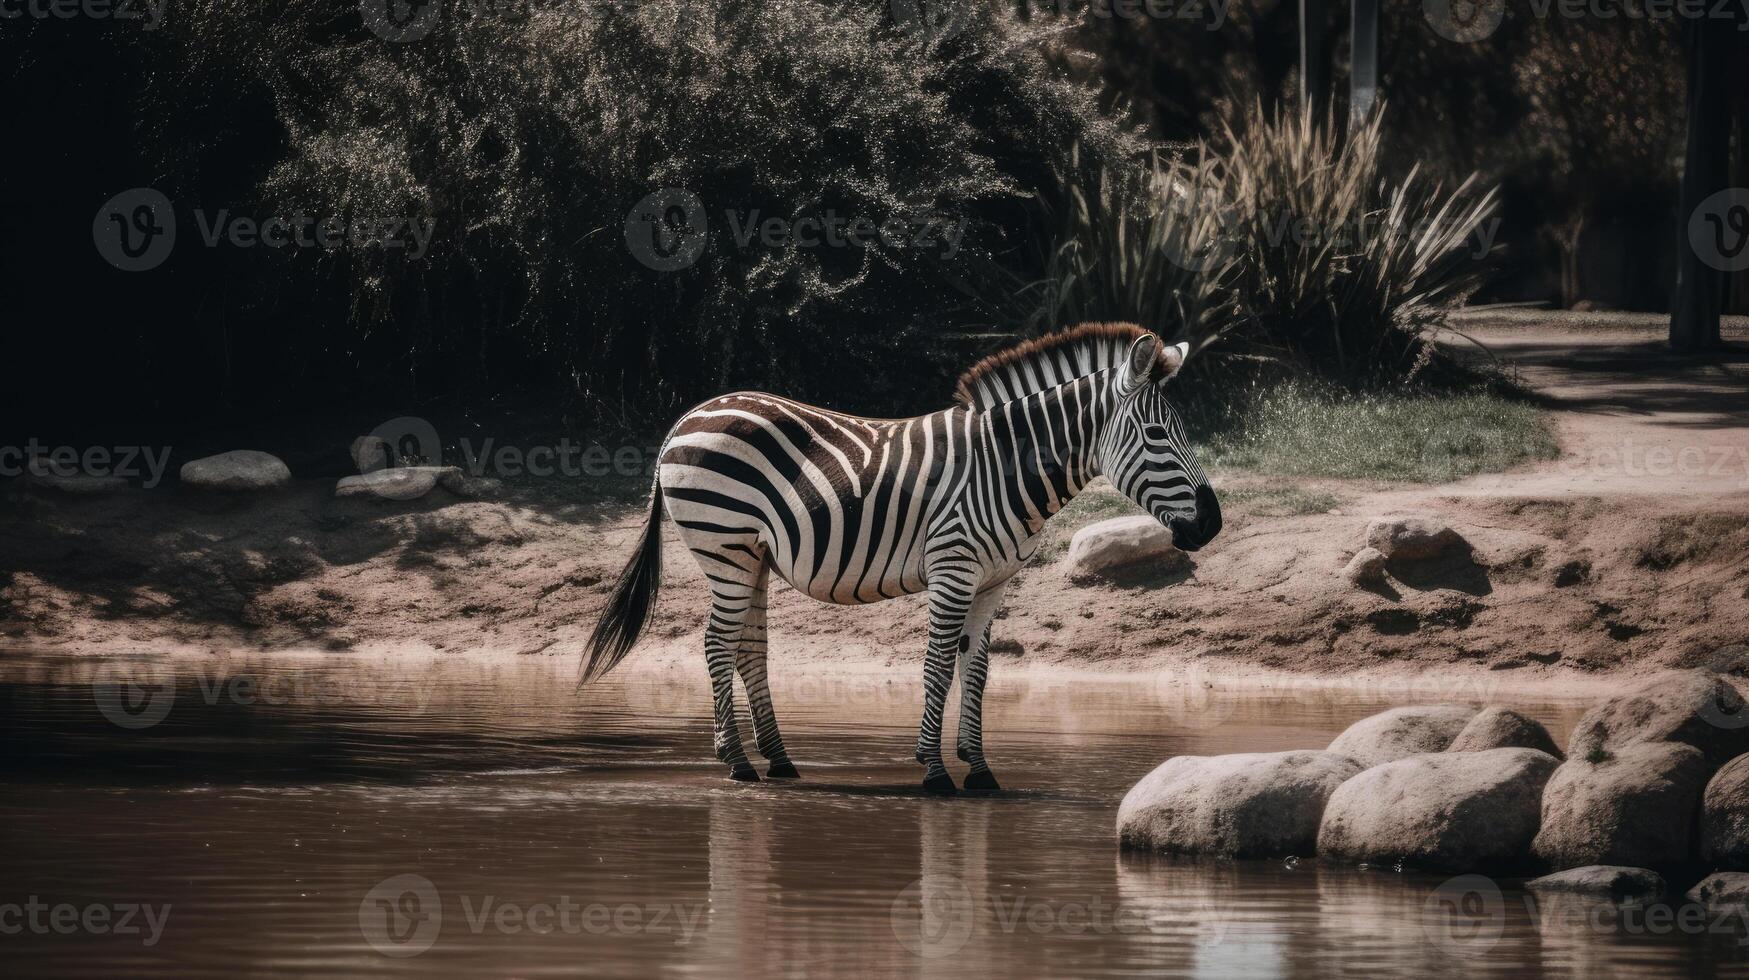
[580,479,664,684]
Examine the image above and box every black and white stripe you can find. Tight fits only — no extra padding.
[582,323,1221,793]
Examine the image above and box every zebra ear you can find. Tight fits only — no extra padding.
[1121,333,1162,392]
[1160,341,1189,381]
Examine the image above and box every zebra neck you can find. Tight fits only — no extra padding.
[979,373,1115,530]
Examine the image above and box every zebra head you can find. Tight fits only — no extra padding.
[1099,333,1222,552]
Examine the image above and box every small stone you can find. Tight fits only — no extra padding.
[1342,547,1387,585]
[1526,866,1666,901]
[179,450,291,492]
[1363,517,1465,561]
[1446,706,1563,757]
[1066,516,1189,582]
[1326,705,1478,769]
[335,466,458,501]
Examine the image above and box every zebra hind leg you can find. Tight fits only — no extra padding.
[704,580,761,782]
[733,566,799,779]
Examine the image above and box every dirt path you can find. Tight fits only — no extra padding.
[3,313,1746,686]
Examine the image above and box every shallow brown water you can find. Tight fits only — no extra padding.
[1,652,1745,978]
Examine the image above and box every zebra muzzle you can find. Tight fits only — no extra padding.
[1167,484,1222,552]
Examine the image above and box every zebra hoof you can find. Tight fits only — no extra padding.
[922,772,958,796]
[728,764,760,782]
[767,761,801,779]
[963,769,1001,792]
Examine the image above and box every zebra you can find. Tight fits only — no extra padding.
[580,322,1222,794]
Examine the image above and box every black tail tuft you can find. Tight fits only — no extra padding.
[580,480,664,684]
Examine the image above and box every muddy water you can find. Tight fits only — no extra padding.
[1,652,1744,978]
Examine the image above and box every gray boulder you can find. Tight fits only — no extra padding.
[1117,751,1363,858]
[179,450,291,491]
[1066,516,1188,581]
[1688,873,1749,910]
[1566,670,1749,768]
[1342,547,1386,586]
[1702,755,1749,869]
[1525,866,1666,901]
[1363,517,1465,561]
[1327,705,1478,769]
[350,435,391,473]
[1316,748,1559,871]
[1532,742,1711,870]
[1447,706,1562,757]
[335,466,457,501]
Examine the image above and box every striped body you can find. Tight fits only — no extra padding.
[583,323,1221,793]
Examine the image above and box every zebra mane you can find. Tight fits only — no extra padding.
[952,322,1161,410]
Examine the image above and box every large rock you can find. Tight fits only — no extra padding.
[179,450,290,491]
[1326,705,1478,769]
[1066,516,1188,581]
[335,466,457,501]
[1532,742,1711,870]
[1688,873,1749,911]
[1566,670,1749,768]
[1447,706,1562,758]
[1316,748,1558,871]
[1525,866,1666,901]
[1363,517,1465,561]
[1117,751,1363,858]
[1702,755,1749,869]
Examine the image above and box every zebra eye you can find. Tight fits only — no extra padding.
[1143,425,1170,442]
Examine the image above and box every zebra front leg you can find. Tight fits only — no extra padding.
[956,587,1005,792]
[704,587,759,782]
[917,580,974,795]
[732,567,798,779]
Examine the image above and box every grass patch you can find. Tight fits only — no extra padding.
[1219,484,1344,516]
[1195,382,1558,483]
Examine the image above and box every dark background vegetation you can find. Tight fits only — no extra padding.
[0,0,1724,444]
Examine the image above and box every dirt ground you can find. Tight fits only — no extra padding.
[3,313,1747,686]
